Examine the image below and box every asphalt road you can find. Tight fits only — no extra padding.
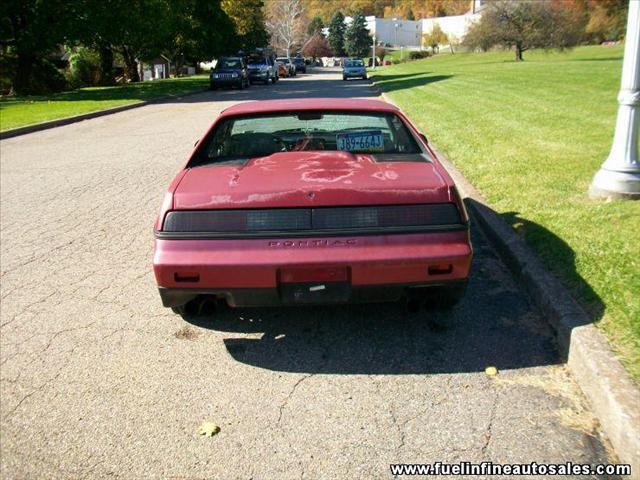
[0,69,619,479]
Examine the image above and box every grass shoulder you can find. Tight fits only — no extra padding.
[372,45,639,381]
[0,75,209,131]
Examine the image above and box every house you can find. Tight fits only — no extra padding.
[139,56,171,81]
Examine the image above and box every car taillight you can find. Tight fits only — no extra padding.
[162,204,462,233]
[163,209,311,232]
[448,186,468,224]
[313,204,461,229]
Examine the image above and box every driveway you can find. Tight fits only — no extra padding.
[0,69,618,479]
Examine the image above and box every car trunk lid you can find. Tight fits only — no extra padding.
[173,151,451,210]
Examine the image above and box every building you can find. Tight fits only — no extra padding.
[345,0,485,50]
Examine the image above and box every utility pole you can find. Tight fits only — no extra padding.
[372,35,376,70]
[589,0,640,199]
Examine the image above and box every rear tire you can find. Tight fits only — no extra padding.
[343,76,347,81]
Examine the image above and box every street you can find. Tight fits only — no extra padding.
[0,69,618,479]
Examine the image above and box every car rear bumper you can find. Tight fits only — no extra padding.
[153,231,472,307]
[249,71,269,80]
[210,78,242,87]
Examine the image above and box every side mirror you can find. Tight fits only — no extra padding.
[419,133,428,145]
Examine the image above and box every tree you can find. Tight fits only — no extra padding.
[0,0,78,93]
[383,0,469,20]
[222,0,269,51]
[77,0,176,83]
[344,13,370,58]
[422,23,448,53]
[463,0,585,61]
[328,11,346,56]
[584,0,628,42]
[168,0,237,70]
[307,15,324,37]
[302,33,332,59]
[266,0,304,57]
[375,46,387,63]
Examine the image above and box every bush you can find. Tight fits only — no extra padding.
[28,59,68,94]
[0,51,67,95]
[409,50,431,60]
[67,47,102,88]
[0,49,16,94]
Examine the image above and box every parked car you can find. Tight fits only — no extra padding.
[276,57,296,76]
[153,98,472,316]
[276,61,288,78]
[343,58,367,80]
[293,57,306,73]
[247,54,276,84]
[210,57,249,90]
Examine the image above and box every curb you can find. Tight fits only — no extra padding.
[379,90,640,476]
[0,87,208,140]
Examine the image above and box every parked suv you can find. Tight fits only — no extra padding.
[210,57,249,90]
[293,57,306,73]
[247,54,276,84]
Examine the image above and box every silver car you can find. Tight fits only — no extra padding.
[342,59,367,80]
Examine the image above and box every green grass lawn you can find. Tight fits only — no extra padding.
[0,75,209,131]
[372,45,640,380]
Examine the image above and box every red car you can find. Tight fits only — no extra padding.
[153,99,472,315]
[276,61,288,78]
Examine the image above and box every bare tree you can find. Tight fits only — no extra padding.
[266,0,303,57]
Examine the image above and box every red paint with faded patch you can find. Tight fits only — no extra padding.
[172,151,451,211]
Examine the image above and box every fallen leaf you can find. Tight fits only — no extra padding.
[198,422,220,437]
[485,366,498,376]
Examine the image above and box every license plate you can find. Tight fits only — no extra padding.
[336,130,384,152]
[279,282,351,304]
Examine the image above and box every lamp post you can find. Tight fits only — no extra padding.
[372,35,376,70]
[589,0,640,200]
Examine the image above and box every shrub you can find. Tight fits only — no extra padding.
[28,59,68,94]
[409,50,431,60]
[67,47,102,88]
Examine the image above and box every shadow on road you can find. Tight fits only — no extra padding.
[182,201,600,375]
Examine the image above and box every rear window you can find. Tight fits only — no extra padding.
[190,111,422,167]
[345,60,364,67]
[247,56,267,65]
[217,58,242,69]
